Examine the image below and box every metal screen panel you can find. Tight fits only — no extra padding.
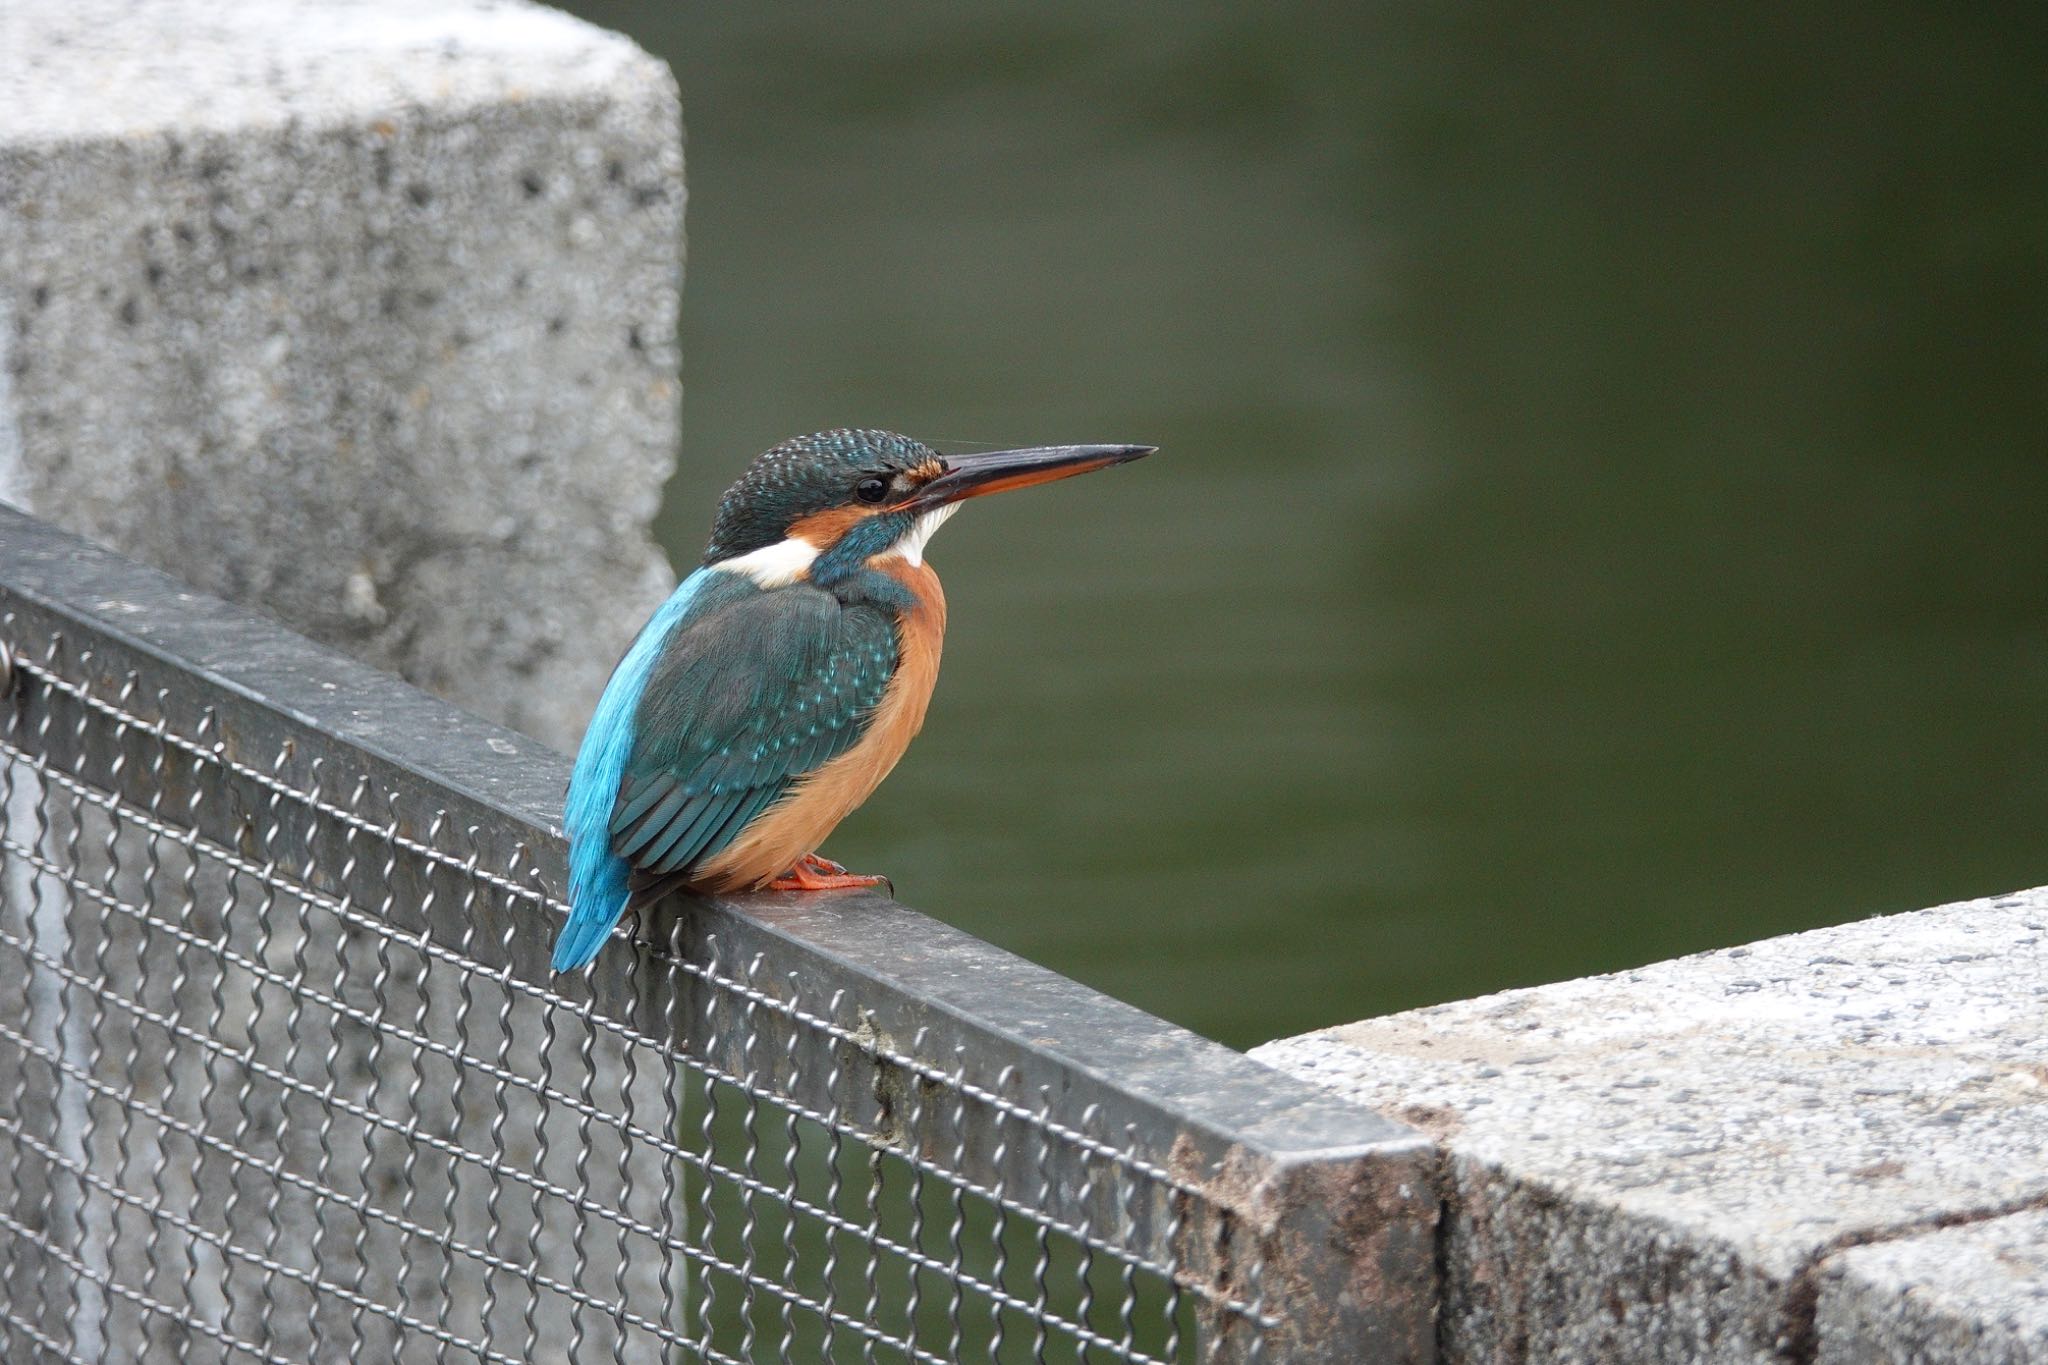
[0,506,1435,1364]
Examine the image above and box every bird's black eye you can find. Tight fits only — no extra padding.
[854,476,890,505]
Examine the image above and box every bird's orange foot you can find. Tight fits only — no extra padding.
[765,852,893,894]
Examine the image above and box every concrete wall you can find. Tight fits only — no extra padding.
[1,15,684,1356]
[0,0,683,750]
[1252,886,2048,1364]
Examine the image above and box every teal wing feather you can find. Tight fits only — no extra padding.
[611,577,899,896]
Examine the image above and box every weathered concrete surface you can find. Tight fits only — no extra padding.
[0,0,682,749]
[1817,1210,2048,1365]
[1251,887,2048,1363]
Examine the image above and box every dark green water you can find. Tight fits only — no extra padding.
[565,2,2048,1049]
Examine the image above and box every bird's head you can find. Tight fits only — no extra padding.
[703,428,1154,587]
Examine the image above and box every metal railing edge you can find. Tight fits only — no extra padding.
[0,502,1441,1361]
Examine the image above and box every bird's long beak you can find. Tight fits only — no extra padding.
[908,443,1156,510]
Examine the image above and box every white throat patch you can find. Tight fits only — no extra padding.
[715,504,959,586]
[716,536,819,589]
[891,504,959,567]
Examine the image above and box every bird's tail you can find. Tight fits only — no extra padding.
[550,566,715,973]
[552,839,629,973]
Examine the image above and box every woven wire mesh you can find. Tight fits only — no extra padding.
[0,617,1272,1364]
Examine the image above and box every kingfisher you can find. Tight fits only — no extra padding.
[550,428,1154,971]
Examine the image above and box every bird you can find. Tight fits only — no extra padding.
[550,428,1154,972]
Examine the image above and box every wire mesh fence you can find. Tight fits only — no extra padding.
[0,506,1434,1364]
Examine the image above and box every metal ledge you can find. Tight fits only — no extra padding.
[0,502,1439,1360]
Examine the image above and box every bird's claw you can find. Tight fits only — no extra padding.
[766,852,893,894]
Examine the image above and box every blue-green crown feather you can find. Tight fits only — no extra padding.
[703,428,940,564]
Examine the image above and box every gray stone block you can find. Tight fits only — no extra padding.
[0,0,683,750]
[1252,887,2048,1363]
[1818,1210,2048,1365]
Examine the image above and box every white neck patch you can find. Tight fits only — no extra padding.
[891,504,959,567]
[715,504,960,586]
[716,535,819,589]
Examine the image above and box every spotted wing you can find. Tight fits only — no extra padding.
[609,578,898,893]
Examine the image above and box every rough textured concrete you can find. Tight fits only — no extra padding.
[1817,1210,2048,1365]
[1251,886,2048,1364]
[0,0,683,749]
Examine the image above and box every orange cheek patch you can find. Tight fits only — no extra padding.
[788,505,879,545]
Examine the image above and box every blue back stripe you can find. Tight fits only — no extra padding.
[552,567,715,972]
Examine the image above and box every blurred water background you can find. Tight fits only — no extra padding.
[562,2,2047,1049]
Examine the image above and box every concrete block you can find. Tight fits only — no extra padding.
[1251,886,2048,1363]
[1817,1210,2048,1365]
[0,0,683,749]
